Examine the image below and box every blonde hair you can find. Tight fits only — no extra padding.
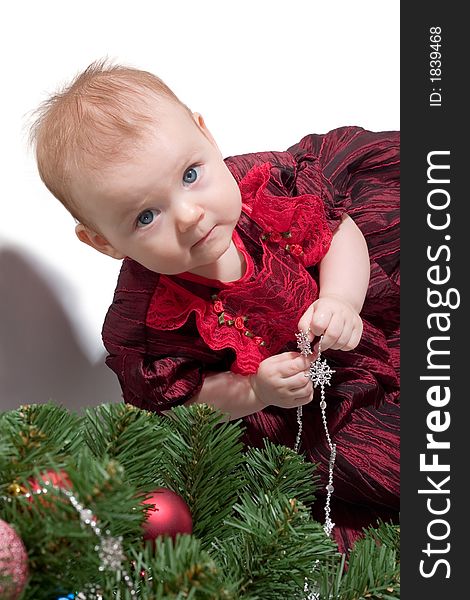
[30,59,191,223]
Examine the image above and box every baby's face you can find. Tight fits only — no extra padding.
[73,99,242,278]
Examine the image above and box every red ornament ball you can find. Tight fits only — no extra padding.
[29,469,71,493]
[0,519,29,600]
[27,470,72,508]
[142,488,193,542]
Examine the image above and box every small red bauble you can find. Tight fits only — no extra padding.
[0,519,29,600]
[27,470,72,508]
[142,488,192,542]
[29,470,71,493]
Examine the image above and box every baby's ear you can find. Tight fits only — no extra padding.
[192,112,219,149]
[75,223,125,260]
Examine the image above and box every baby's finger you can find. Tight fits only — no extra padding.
[271,351,309,363]
[297,305,314,339]
[309,305,332,338]
[314,313,343,352]
[288,374,313,394]
[279,353,311,377]
[281,389,313,409]
[339,324,363,351]
[330,323,354,350]
[293,389,314,406]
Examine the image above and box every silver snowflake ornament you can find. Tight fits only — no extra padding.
[295,329,312,356]
[308,357,335,387]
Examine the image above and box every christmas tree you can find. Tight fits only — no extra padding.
[0,402,400,599]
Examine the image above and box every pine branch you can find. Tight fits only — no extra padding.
[0,403,82,493]
[215,492,339,599]
[315,522,400,600]
[112,536,237,599]
[1,448,146,600]
[0,418,18,475]
[243,439,319,506]
[81,403,174,489]
[160,404,247,548]
[5,469,108,596]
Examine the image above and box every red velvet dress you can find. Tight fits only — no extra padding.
[102,126,400,553]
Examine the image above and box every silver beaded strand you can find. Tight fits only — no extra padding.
[295,330,336,538]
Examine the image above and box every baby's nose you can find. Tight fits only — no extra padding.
[174,200,205,233]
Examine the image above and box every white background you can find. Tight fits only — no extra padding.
[0,0,399,411]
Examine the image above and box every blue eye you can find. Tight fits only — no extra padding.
[183,166,200,184]
[137,209,159,227]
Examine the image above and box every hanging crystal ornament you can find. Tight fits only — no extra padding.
[295,331,336,537]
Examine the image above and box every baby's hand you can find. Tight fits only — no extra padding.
[298,296,363,354]
[249,352,313,410]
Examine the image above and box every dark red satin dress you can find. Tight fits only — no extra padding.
[102,126,400,553]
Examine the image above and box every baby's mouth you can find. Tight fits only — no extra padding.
[192,226,216,248]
